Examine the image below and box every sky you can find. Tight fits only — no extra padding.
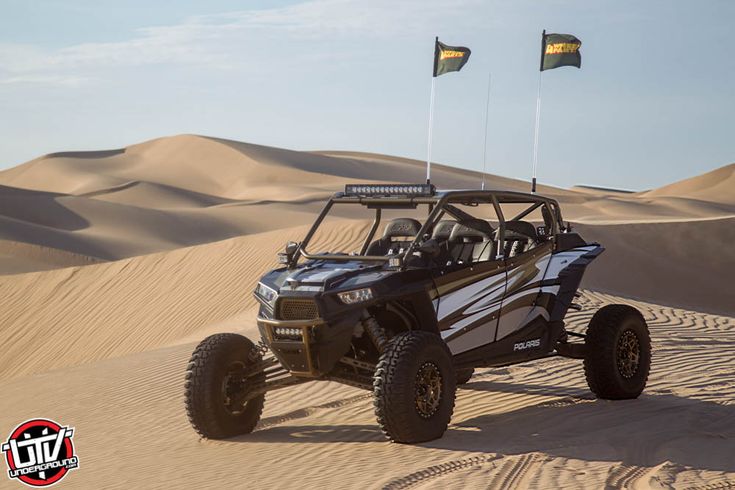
[0,0,733,190]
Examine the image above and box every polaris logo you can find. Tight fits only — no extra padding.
[514,339,541,351]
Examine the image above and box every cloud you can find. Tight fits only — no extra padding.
[205,0,482,37]
[0,75,90,86]
[0,0,484,85]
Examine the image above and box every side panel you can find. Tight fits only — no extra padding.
[431,260,507,355]
[451,243,602,368]
[495,242,555,341]
[494,243,602,343]
[452,315,554,369]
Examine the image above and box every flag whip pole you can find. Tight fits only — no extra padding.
[531,29,546,194]
[426,76,436,185]
[426,36,439,186]
[531,70,542,193]
[481,71,492,190]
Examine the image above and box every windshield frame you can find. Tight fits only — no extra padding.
[290,190,563,268]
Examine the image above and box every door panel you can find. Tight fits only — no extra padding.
[432,259,507,355]
[495,242,554,341]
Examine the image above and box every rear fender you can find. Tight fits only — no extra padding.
[546,244,604,325]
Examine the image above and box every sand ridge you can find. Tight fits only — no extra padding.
[0,220,369,380]
[0,135,732,272]
[0,135,733,488]
[0,291,732,489]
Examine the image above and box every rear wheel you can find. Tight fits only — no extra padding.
[584,305,651,399]
[185,333,265,439]
[373,331,456,443]
[456,368,474,385]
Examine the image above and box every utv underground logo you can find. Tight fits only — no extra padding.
[1,419,79,487]
[514,339,541,351]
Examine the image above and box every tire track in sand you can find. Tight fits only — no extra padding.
[381,455,501,489]
[256,393,372,430]
[684,481,735,490]
[486,453,540,489]
[604,464,653,489]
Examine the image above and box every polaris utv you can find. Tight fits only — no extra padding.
[185,184,651,443]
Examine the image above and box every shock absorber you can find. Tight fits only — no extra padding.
[362,312,387,354]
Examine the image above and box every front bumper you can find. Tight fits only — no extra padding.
[257,315,355,378]
[257,316,324,377]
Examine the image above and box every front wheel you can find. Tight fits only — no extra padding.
[185,333,266,439]
[584,305,651,399]
[373,331,456,443]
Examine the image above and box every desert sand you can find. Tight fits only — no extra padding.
[0,135,733,489]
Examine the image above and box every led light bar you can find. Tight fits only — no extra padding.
[344,184,435,197]
[274,327,303,340]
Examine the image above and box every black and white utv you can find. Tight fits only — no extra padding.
[185,184,651,443]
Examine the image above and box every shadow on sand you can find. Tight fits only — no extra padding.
[238,379,735,473]
[0,185,90,231]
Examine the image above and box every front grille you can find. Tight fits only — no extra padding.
[277,298,319,320]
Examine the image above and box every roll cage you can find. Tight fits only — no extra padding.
[289,188,565,270]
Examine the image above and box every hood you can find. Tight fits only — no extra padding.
[260,260,394,294]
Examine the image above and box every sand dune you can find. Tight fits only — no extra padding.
[1,134,733,489]
[578,217,735,315]
[0,221,368,380]
[0,135,732,276]
[641,163,735,205]
[0,239,100,274]
[0,291,731,489]
[1,215,732,383]
[570,184,636,195]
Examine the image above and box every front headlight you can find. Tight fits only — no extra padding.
[255,282,277,306]
[337,287,373,305]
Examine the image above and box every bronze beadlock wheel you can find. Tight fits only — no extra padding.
[415,361,443,419]
[373,331,457,443]
[616,329,641,379]
[584,304,651,400]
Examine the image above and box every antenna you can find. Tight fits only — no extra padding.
[481,71,492,190]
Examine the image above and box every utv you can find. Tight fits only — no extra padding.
[185,184,651,443]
